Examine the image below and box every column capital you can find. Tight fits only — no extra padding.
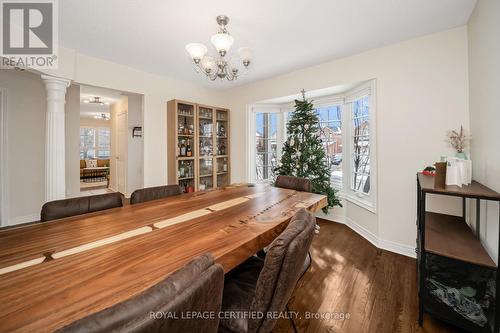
[41,74,71,88]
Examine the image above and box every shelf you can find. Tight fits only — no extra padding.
[177,114,194,118]
[418,173,500,200]
[199,135,213,138]
[425,212,496,269]
[199,116,213,120]
[177,134,194,137]
[216,155,228,158]
[217,172,228,175]
[178,177,194,181]
[424,294,493,333]
[177,156,194,160]
[199,174,213,178]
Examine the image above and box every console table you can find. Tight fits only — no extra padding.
[417,173,500,332]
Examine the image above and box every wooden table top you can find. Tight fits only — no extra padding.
[417,173,500,200]
[0,184,326,333]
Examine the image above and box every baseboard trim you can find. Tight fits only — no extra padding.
[318,214,416,259]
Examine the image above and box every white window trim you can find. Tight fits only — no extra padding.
[246,80,377,213]
[343,80,377,213]
[80,126,111,159]
[246,105,285,184]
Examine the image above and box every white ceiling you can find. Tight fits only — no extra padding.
[80,85,123,118]
[60,0,476,90]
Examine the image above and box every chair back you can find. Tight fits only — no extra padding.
[56,253,224,333]
[275,175,311,192]
[130,185,182,205]
[250,208,315,333]
[41,193,123,222]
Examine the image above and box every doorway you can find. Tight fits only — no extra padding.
[75,85,143,198]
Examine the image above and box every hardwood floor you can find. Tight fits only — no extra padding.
[274,219,461,333]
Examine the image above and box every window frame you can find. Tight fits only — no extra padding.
[343,81,377,212]
[247,105,286,184]
[79,126,111,160]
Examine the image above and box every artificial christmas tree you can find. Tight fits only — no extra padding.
[275,90,341,213]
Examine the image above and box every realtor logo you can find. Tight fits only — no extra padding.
[1,0,58,69]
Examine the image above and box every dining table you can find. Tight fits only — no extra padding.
[0,183,327,333]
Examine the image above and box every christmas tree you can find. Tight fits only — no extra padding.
[275,90,341,213]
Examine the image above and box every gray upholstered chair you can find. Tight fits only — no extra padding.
[56,253,224,333]
[130,185,182,205]
[41,192,123,222]
[275,175,311,193]
[274,175,315,278]
[219,208,315,333]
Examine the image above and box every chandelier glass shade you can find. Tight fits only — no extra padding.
[186,15,251,81]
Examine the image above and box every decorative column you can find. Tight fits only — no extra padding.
[41,75,71,202]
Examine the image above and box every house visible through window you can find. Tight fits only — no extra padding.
[80,127,111,159]
[316,105,342,188]
[351,96,370,195]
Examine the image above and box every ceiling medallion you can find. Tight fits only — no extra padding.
[186,15,252,81]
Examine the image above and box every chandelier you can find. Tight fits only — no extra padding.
[185,15,252,81]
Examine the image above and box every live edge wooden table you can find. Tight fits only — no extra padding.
[0,184,326,333]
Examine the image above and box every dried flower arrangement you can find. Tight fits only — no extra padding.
[446,125,470,153]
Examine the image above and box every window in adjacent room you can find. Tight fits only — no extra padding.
[80,127,111,159]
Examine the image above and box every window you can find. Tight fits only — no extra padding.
[351,96,370,195]
[80,127,111,159]
[255,112,278,181]
[248,80,376,211]
[316,105,343,188]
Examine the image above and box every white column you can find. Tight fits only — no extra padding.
[42,75,71,202]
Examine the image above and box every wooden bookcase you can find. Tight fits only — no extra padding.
[416,173,500,332]
[167,100,230,192]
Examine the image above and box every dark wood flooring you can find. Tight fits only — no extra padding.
[273,219,460,333]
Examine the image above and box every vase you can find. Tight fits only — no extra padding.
[455,152,467,160]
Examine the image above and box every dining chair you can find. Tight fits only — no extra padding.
[274,175,312,193]
[273,175,315,276]
[56,253,224,333]
[41,192,123,222]
[219,208,315,333]
[130,185,182,205]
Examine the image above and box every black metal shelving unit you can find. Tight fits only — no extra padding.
[417,173,500,332]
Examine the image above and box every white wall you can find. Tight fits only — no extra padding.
[126,94,144,197]
[0,70,46,225]
[468,0,500,261]
[223,27,469,253]
[39,47,227,188]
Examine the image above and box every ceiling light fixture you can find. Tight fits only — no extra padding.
[83,96,110,106]
[94,113,110,120]
[186,15,252,81]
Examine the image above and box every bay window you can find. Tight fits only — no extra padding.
[248,80,376,211]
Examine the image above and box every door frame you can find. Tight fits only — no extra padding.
[0,88,9,226]
[116,109,128,196]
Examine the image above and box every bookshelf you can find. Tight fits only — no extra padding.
[416,173,500,332]
[167,100,230,192]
